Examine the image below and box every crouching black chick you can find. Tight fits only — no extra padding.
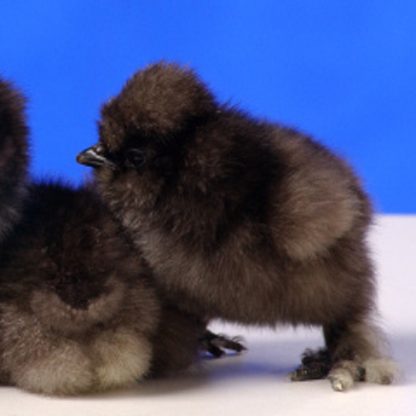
[78,62,398,391]
[0,181,204,395]
[0,79,29,240]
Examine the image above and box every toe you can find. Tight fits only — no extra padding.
[328,368,355,392]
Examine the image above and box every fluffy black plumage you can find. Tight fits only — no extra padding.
[0,181,203,395]
[0,182,156,394]
[0,79,29,240]
[78,61,397,391]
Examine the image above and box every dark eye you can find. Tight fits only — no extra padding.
[125,148,146,168]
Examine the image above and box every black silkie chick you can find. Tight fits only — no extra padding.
[0,79,29,240]
[0,182,157,394]
[0,181,204,395]
[77,62,397,391]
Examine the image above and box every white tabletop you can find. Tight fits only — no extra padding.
[1,215,414,416]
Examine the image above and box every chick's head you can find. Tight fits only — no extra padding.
[78,62,217,174]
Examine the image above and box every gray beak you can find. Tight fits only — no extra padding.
[76,145,116,169]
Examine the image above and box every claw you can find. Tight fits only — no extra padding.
[200,330,247,358]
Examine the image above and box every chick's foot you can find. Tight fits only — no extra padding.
[199,330,246,358]
[290,348,332,381]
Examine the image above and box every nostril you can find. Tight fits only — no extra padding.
[94,144,105,155]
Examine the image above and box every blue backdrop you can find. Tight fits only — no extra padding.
[1,1,415,213]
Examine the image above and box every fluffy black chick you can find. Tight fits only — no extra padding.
[78,62,397,391]
[0,79,29,240]
[0,181,204,395]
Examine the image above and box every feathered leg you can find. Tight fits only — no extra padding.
[291,318,398,391]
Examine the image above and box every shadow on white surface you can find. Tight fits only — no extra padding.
[54,328,415,401]
[0,327,414,416]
